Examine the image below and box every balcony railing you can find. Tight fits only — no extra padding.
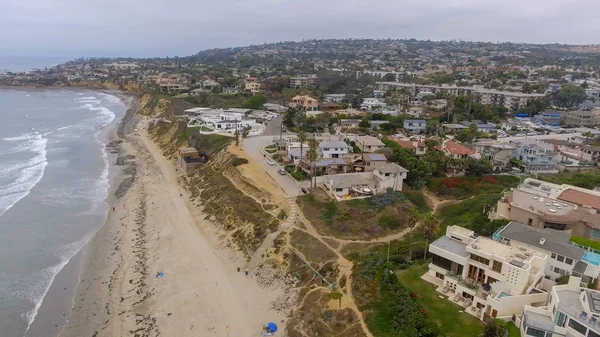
[445,272,492,299]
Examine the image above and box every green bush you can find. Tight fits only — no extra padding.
[231,157,249,167]
[323,201,339,223]
[404,191,432,212]
[277,209,287,220]
[379,213,403,229]
[571,236,600,251]
[438,194,508,237]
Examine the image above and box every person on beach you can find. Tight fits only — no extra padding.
[245,269,249,276]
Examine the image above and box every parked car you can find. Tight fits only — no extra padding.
[267,160,275,166]
[278,168,286,175]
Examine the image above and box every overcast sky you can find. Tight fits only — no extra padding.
[1,0,599,58]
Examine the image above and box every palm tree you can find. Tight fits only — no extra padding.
[296,131,307,172]
[407,209,421,262]
[306,139,319,190]
[421,212,440,260]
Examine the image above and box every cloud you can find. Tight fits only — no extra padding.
[0,0,598,57]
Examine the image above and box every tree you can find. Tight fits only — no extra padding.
[381,73,396,82]
[421,212,439,259]
[296,131,307,172]
[481,319,507,337]
[407,209,421,262]
[244,94,267,109]
[466,158,492,176]
[425,119,439,134]
[359,118,371,130]
[522,98,550,117]
[306,139,319,190]
[583,131,594,145]
[551,85,588,110]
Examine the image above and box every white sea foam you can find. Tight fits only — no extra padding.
[22,230,98,333]
[0,133,48,218]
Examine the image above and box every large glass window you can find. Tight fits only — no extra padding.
[525,327,546,337]
[568,318,588,336]
[591,229,600,239]
[554,310,567,327]
[492,260,502,272]
[470,253,490,266]
[588,330,600,337]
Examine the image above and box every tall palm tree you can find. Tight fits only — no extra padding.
[306,139,319,190]
[296,131,307,172]
[421,212,440,260]
[407,209,421,262]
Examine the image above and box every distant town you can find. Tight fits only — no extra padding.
[4,38,600,337]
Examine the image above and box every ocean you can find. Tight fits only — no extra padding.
[0,89,126,337]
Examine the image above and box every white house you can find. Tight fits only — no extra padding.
[324,94,346,103]
[196,110,256,130]
[360,98,387,110]
[319,141,351,158]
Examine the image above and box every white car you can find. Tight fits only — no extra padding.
[267,160,275,166]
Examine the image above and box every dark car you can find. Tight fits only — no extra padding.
[301,187,308,194]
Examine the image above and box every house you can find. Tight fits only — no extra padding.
[244,77,261,93]
[473,140,515,172]
[355,136,385,153]
[425,225,549,322]
[324,93,346,103]
[520,276,600,337]
[407,107,425,118]
[403,119,427,133]
[320,102,343,112]
[319,141,351,158]
[532,111,565,127]
[460,120,497,133]
[196,110,256,130]
[496,178,600,238]
[510,139,557,173]
[339,119,361,129]
[202,79,219,89]
[222,86,240,94]
[360,98,387,110]
[581,145,600,162]
[390,137,427,156]
[290,95,319,111]
[441,141,478,159]
[442,123,469,134]
[493,221,584,284]
[273,139,287,153]
[322,163,408,199]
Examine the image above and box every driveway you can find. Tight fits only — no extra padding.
[242,135,304,197]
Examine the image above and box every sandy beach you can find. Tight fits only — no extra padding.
[60,99,291,337]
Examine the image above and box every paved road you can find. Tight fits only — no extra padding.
[263,115,283,136]
[242,135,305,196]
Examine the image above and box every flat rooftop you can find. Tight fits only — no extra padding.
[469,235,546,270]
[510,189,576,216]
[431,236,468,258]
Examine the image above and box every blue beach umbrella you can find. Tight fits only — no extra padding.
[267,322,278,333]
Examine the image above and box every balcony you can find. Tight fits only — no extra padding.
[445,272,493,300]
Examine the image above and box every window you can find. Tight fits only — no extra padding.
[470,254,490,266]
[557,255,565,263]
[492,260,502,273]
[335,188,344,192]
[568,318,587,336]
[565,258,573,265]
[487,276,498,284]
[554,310,567,327]
[592,229,600,239]
[525,327,547,337]
[551,253,557,259]
[589,330,600,337]
[553,266,567,276]
[435,272,444,280]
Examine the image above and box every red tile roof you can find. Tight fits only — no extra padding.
[393,139,426,150]
[558,189,600,210]
[443,141,475,156]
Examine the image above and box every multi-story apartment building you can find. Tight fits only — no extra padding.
[510,139,558,173]
[520,276,600,337]
[290,75,317,88]
[426,225,549,321]
[496,178,600,238]
[244,77,261,93]
[564,110,600,127]
[376,82,545,112]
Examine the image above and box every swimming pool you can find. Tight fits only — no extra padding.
[497,291,512,299]
[583,252,600,266]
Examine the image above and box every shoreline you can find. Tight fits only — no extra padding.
[22,91,134,337]
[58,91,292,337]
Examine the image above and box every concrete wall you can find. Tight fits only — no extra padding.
[488,291,548,318]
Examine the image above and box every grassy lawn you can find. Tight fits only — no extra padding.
[538,169,600,190]
[397,264,485,337]
[284,165,310,181]
[507,322,521,337]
